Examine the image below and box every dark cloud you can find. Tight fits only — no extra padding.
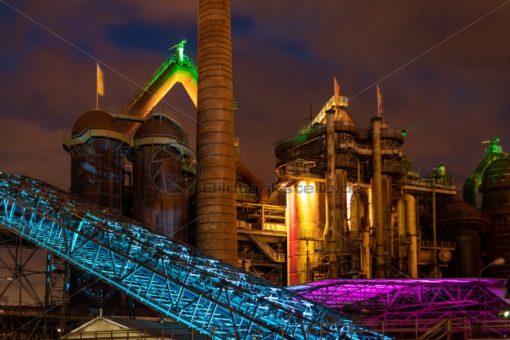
[0,117,69,189]
[1,0,509,189]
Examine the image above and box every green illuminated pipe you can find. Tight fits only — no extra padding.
[122,53,198,135]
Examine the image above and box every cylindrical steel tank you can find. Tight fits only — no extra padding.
[67,109,126,313]
[439,200,485,277]
[287,180,325,285]
[70,109,124,214]
[133,114,190,242]
[480,157,510,277]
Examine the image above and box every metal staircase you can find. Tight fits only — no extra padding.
[0,172,387,339]
[246,234,286,263]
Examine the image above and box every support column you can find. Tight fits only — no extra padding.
[336,168,347,273]
[372,117,385,278]
[405,194,418,278]
[325,108,339,278]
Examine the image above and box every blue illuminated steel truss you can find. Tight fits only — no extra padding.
[0,172,388,339]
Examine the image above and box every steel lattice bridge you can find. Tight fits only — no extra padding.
[0,172,388,340]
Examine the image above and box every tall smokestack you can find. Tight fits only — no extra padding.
[196,0,237,265]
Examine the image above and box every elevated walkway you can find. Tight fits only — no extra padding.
[291,279,510,339]
[0,171,387,339]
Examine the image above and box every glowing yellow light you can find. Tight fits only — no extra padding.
[346,183,353,231]
[287,180,322,284]
[368,185,374,230]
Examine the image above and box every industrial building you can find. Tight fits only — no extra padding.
[274,87,459,284]
[0,0,510,339]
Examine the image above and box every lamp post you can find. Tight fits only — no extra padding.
[480,257,505,277]
[478,257,505,335]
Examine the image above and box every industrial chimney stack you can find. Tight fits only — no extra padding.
[195,0,238,265]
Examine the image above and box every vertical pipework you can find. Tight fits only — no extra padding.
[432,180,438,278]
[350,192,362,275]
[196,0,237,265]
[325,108,338,277]
[350,192,360,240]
[405,194,418,278]
[362,231,372,279]
[397,198,406,272]
[336,169,347,271]
[372,117,385,278]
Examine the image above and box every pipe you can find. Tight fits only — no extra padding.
[372,117,385,278]
[195,0,237,265]
[337,169,347,265]
[325,108,338,278]
[122,58,198,136]
[362,231,371,279]
[397,199,406,236]
[350,192,360,240]
[397,198,406,272]
[405,194,418,278]
[382,176,393,264]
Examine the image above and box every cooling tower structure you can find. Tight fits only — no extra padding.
[195,0,238,265]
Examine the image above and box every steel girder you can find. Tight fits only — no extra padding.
[0,172,387,339]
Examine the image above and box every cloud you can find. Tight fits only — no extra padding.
[230,0,510,184]
[0,117,69,189]
[1,0,509,188]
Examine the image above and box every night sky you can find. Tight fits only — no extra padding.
[1,1,509,190]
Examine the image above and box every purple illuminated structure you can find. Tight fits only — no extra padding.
[290,279,510,338]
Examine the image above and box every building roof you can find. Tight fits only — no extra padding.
[439,200,484,221]
[72,109,120,137]
[62,315,209,339]
[134,113,187,143]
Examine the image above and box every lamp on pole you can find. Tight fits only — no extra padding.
[478,257,505,335]
[480,257,505,277]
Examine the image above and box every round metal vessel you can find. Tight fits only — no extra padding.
[133,114,190,241]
